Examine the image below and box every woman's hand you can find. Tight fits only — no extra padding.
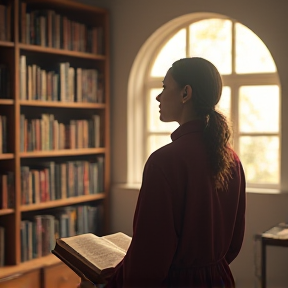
[77,277,97,288]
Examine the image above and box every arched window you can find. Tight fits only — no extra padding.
[128,14,280,189]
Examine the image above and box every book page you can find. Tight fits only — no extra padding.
[61,233,126,271]
[103,232,132,253]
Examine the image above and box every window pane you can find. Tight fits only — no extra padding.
[239,86,279,133]
[235,23,276,73]
[189,19,232,74]
[148,89,179,132]
[147,135,172,156]
[240,136,279,184]
[151,29,186,77]
[217,86,231,120]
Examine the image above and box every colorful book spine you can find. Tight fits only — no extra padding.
[19,55,103,102]
[20,203,103,262]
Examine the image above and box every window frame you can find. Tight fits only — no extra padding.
[127,13,281,190]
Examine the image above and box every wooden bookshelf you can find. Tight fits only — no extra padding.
[0,209,14,216]
[0,0,110,286]
[0,41,14,47]
[0,154,14,159]
[21,193,105,212]
[0,99,14,105]
[18,43,106,59]
[19,99,106,108]
[19,147,106,158]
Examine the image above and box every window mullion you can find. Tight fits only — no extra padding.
[186,26,190,57]
[232,20,236,74]
[231,84,240,153]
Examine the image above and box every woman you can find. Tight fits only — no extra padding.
[80,57,246,288]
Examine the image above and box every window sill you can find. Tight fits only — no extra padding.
[246,187,288,194]
[113,184,288,195]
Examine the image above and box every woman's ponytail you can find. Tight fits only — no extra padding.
[204,110,234,190]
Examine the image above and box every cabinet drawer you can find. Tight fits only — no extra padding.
[0,270,40,288]
[43,263,80,288]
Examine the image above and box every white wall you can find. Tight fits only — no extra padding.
[79,0,288,287]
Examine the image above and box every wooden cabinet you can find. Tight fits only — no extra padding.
[0,0,110,285]
[43,263,80,288]
[0,264,80,288]
[0,270,41,288]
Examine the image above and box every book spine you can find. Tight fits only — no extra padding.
[0,115,2,154]
[0,227,4,266]
[21,2,27,43]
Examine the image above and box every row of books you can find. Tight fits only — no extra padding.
[20,2,104,54]
[0,64,10,99]
[0,115,7,154]
[21,157,104,205]
[19,56,104,103]
[0,4,11,42]
[0,172,14,209]
[0,226,4,267]
[21,204,104,262]
[20,114,101,152]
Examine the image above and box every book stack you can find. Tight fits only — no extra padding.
[19,56,104,103]
[20,2,103,54]
[21,204,104,262]
[20,114,101,152]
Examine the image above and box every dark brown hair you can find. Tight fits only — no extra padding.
[170,57,234,190]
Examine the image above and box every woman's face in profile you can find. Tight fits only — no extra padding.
[156,70,183,123]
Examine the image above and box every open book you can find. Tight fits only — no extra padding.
[52,232,132,284]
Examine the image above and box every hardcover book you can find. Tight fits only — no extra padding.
[52,232,131,284]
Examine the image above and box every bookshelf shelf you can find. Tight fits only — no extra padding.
[0,41,14,48]
[0,153,14,160]
[0,209,14,216]
[19,100,106,109]
[18,43,106,60]
[19,148,106,158]
[0,0,110,284]
[0,99,14,105]
[21,193,105,212]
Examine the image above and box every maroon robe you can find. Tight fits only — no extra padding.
[107,120,246,288]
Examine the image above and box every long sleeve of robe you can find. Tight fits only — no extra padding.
[106,120,246,288]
